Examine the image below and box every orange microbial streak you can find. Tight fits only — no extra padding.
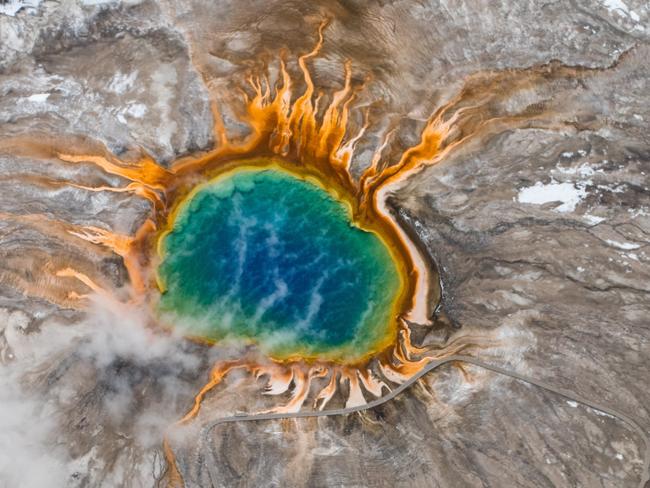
[162,437,184,488]
[0,20,555,486]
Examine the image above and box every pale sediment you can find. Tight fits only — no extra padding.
[376,184,433,325]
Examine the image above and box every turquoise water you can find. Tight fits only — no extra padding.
[157,168,401,360]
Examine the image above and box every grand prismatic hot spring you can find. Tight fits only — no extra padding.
[156,167,402,361]
[2,22,486,435]
[4,18,613,488]
[3,3,649,488]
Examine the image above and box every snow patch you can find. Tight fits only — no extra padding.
[117,103,148,123]
[108,71,138,94]
[602,0,641,22]
[598,183,626,194]
[605,239,641,250]
[0,0,42,16]
[628,207,649,218]
[584,214,605,225]
[127,103,147,118]
[593,409,616,419]
[555,162,596,177]
[517,180,587,213]
[26,93,49,103]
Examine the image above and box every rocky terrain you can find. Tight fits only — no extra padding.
[0,0,649,487]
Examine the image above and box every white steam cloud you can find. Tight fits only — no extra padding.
[0,295,228,487]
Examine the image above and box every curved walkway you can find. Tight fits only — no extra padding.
[200,355,650,488]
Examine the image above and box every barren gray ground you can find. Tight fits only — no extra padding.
[0,1,649,487]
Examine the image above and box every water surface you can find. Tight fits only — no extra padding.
[157,168,401,360]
